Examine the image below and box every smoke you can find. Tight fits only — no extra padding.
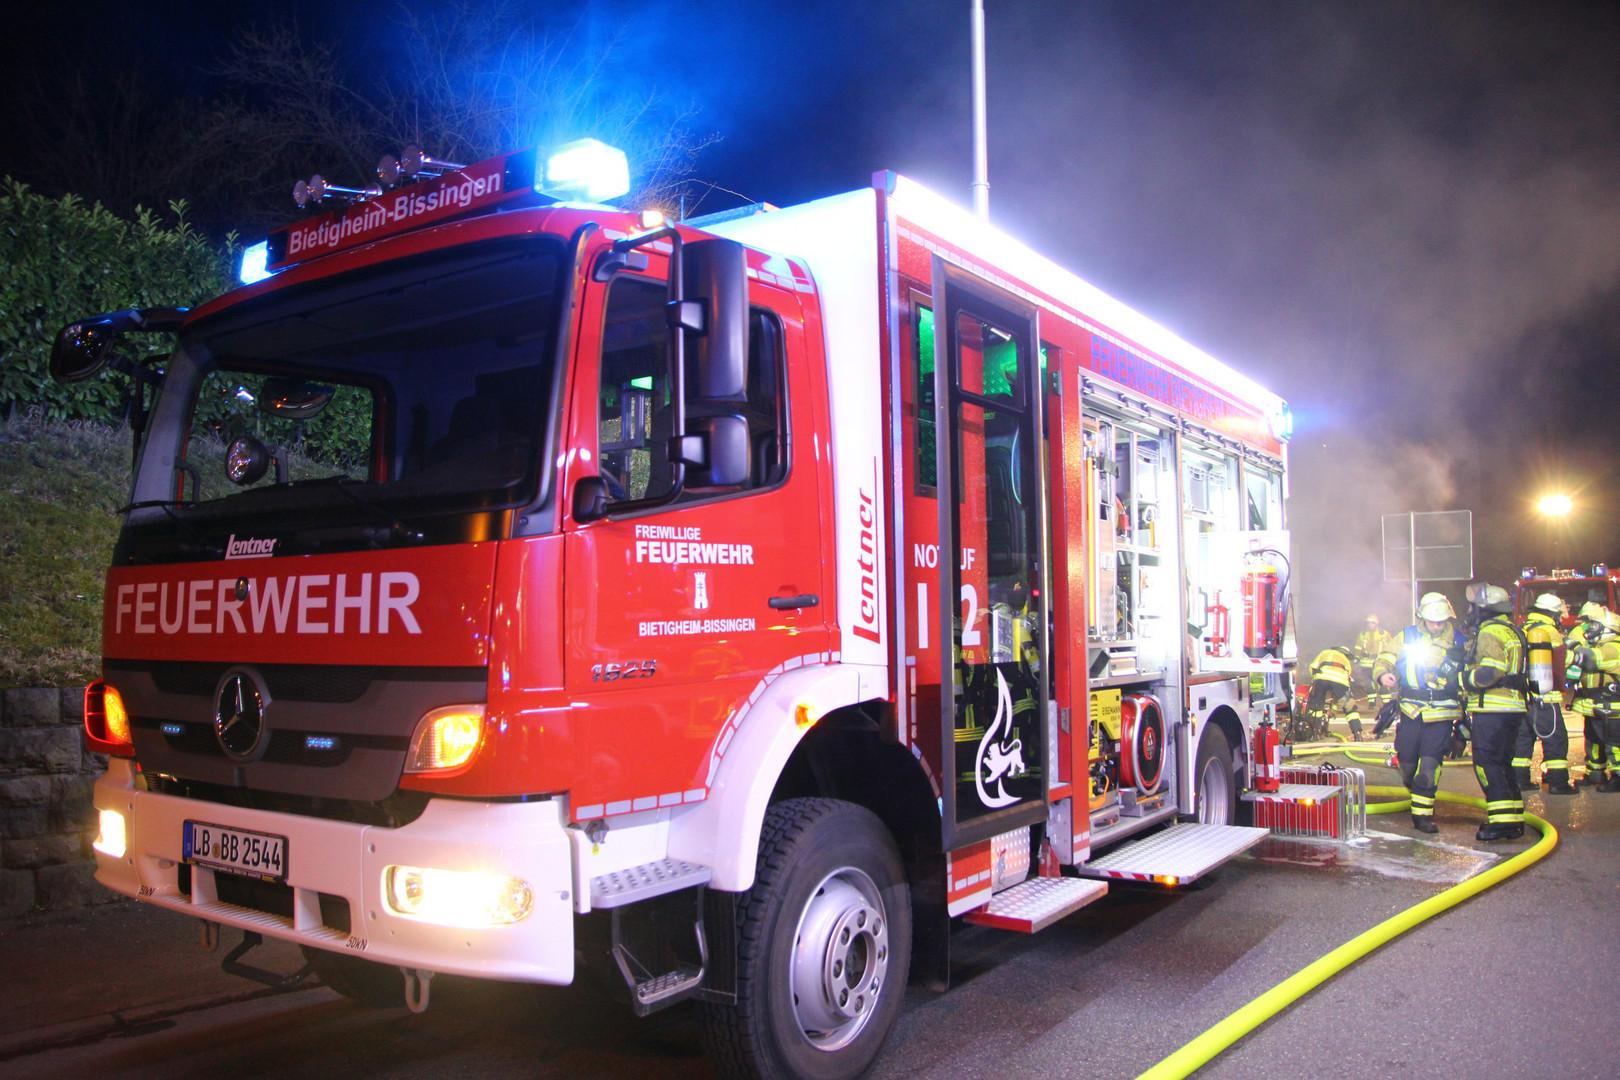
[635,0,1620,645]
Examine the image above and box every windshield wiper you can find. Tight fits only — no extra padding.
[331,480,424,545]
[115,500,222,557]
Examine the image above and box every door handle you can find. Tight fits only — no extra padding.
[768,594,820,610]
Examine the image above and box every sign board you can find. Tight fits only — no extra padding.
[266,148,538,271]
[1382,511,1474,583]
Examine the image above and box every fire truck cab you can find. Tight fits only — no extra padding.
[1514,565,1620,624]
[60,142,1302,1080]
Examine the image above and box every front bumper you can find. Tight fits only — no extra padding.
[92,759,574,983]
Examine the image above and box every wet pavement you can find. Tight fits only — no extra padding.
[1,731,1615,1080]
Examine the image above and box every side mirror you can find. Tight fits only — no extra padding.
[681,239,748,402]
[687,416,750,487]
[258,376,334,420]
[573,476,610,523]
[50,307,187,383]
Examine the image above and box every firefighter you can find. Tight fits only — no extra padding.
[1516,592,1575,794]
[1304,645,1362,739]
[1567,602,1611,786]
[1373,591,1468,834]
[1353,614,1392,708]
[1459,583,1528,841]
[1568,608,1620,790]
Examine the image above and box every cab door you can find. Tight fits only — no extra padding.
[931,257,1051,848]
[561,255,831,821]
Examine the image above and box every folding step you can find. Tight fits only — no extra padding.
[626,966,704,1013]
[1075,822,1269,885]
[1241,783,1342,806]
[962,876,1109,933]
[591,858,711,909]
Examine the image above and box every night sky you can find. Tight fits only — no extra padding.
[7,0,1620,644]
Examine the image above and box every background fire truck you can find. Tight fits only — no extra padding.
[1513,564,1620,623]
[58,140,1303,1080]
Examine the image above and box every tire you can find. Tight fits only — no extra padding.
[700,798,911,1080]
[1192,726,1238,826]
[301,946,406,1008]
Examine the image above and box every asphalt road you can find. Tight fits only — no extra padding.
[4,746,1617,1080]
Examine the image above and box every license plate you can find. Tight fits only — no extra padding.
[183,821,288,882]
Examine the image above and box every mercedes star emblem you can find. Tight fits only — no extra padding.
[215,672,266,760]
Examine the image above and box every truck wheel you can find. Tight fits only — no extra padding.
[701,798,911,1080]
[1193,726,1237,826]
[301,946,406,1008]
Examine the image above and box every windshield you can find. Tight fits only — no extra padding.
[1516,578,1612,618]
[131,238,565,542]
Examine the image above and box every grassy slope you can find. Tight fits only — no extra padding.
[0,416,130,688]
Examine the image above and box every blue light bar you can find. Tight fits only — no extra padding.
[239,240,273,285]
[1268,402,1293,442]
[305,734,339,751]
[161,722,184,737]
[541,139,630,203]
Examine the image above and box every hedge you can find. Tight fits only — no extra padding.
[0,179,236,424]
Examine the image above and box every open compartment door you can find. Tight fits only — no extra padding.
[931,256,1051,849]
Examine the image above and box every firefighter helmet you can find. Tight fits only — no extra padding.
[1534,592,1567,615]
[1418,592,1454,622]
[1465,582,1513,614]
[1580,601,1609,623]
[1597,611,1620,639]
[1366,614,1380,625]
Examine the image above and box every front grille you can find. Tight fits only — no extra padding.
[137,718,408,766]
[112,660,486,703]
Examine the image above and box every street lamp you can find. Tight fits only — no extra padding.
[1538,493,1572,566]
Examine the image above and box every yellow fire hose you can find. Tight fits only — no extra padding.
[1131,784,1558,1080]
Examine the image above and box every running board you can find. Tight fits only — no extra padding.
[1075,823,1269,885]
[961,877,1109,933]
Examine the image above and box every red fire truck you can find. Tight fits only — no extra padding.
[1513,565,1620,625]
[58,141,1301,1080]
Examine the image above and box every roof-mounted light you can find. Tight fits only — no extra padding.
[1268,402,1293,442]
[238,241,274,285]
[541,138,630,203]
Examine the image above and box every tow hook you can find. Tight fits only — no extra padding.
[199,919,220,953]
[221,930,316,989]
[401,967,436,1013]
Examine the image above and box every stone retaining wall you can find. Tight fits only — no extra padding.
[0,687,111,916]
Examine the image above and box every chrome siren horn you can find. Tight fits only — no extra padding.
[400,146,465,178]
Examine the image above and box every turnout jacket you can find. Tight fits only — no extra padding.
[1373,620,1468,724]
[1463,615,1529,713]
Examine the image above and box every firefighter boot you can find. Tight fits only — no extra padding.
[1512,767,1534,790]
[1546,768,1576,795]
[1476,821,1525,842]
[1412,815,1438,834]
[1600,775,1620,793]
[1583,769,1608,788]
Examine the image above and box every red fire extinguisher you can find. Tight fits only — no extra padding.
[1242,547,1288,659]
[1252,719,1281,793]
[1206,591,1230,658]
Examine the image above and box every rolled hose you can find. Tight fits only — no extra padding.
[1132,786,1557,1080]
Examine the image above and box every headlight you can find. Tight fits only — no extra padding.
[94,809,126,858]
[404,705,486,773]
[384,865,532,926]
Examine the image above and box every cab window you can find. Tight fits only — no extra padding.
[596,275,787,506]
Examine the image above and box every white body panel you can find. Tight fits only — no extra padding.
[707,192,889,668]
